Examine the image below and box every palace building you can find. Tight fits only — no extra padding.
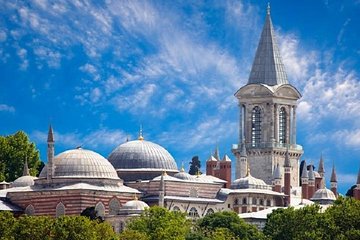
[1,5,360,231]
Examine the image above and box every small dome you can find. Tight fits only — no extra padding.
[311,188,336,202]
[122,199,149,211]
[174,169,195,181]
[39,148,119,179]
[108,140,178,171]
[12,175,38,187]
[231,174,270,190]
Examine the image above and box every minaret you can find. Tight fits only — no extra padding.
[236,140,248,179]
[273,163,282,193]
[308,165,315,199]
[23,157,30,176]
[233,4,303,186]
[159,172,165,207]
[330,163,337,196]
[214,146,220,161]
[301,161,308,200]
[315,154,325,191]
[284,148,291,206]
[47,125,55,180]
[354,168,360,200]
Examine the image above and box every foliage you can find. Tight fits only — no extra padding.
[126,206,191,240]
[0,212,118,240]
[195,211,264,240]
[189,156,201,175]
[0,131,41,182]
[119,229,149,240]
[81,206,103,221]
[346,184,356,197]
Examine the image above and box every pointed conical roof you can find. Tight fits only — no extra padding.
[284,148,291,167]
[221,155,231,162]
[301,161,308,179]
[47,125,54,142]
[240,140,247,157]
[207,154,217,162]
[214,146,220,161]
[274,163,281,179]
[247,5,288,86]
[318,154,325,173]
[308,165,315,180]
[330,164,337,182]
[23,158,30,176]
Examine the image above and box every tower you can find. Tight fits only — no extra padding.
[284,148,291,206]
[330,163,337,196]
[233,5,303,187]
[273,163,282,193]
[235,140,248,179]
[301,161,308,199]
[47,125,55,180]
[315,155,325,190]
[219,155,232,188]
[308,165,315,199]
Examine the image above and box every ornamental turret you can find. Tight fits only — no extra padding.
[47,125,55,180]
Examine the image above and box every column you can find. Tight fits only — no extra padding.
[274,104,278,143]
[292,106,297,145]
[239,103,242,145]
[270,103,275,144]
[286,106,291,145]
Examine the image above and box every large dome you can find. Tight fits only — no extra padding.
[40,148,119,179]
[108,140,178,171]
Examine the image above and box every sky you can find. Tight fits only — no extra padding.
[0,0,360,193]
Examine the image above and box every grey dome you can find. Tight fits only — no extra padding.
[231,174,271,190]
[311,188,336,201]
[174,168,195,181]
[12,175,38,187]
[40,148,119,179]
[108,140,178,171]
[122,199,149,210]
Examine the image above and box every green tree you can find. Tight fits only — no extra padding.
[264,204,331,240]
[324,197,360,239]
[189,156,201,175]
[0,211,17,240]
[119,229,149,240]
[52,216,96,240]
[126,206,191,240]
[0,131,41,181]
[195,211,264,240]
[14,215,53,240]
[92,220,119,240]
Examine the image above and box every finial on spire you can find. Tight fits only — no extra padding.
[267,2,271,15]
[134,193,138,200]
[180,162,185,172]
[47,124,54,143]
[246,162,251,176]
[330,161,337,183]
[138,124,144,140]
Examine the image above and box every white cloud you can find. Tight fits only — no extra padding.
[0,30,7,42]
[0,104,15,113]
[79,63,100,81]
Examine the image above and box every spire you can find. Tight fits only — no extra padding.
[23,157,30,176]
[301,161,308,179]
[214,146,220,160]
[318,154,325,174]
[246,162,251,177]
[138,125,144,140]
[330,163,337,183]
[222,155,231,162]
[247,4,288,86]
[47,125,54,143]
[284,148,291,167]
[274,162,281,179]
[240,140,247,157]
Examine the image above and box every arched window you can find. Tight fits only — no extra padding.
[56,202,65,217]
[109,198,121,215]
[173,206,181,212]
[252,198,257,205]
[260,199,264,206]
[234,198,239,205]
[25,204,35,216]
[206,208,214,215]
[188,207,199,218]
[95,202,105,219]
[266,200,271,206]
[242,197,247,205]
[279,107,287,144]
[251,106,261,147]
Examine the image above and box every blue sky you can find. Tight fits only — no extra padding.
[1,0,360,193]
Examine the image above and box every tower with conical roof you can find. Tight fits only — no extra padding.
[308,164,315,199]
[232,4,303,187]
[284,148,291,205]
[301,161,309,199]
[330,163,337,196]
[47,125,55,180]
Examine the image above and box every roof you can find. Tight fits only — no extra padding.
[247,6,288,86]
[231,173,271,190]
[301,161,308,179]
[311,188,336,201]
[273,163,281,179]
[143,195,223,204]
[40,148,119,179]
[318,155,325,173]
[330,164,337,182]
[308,165,315,180]
[0,199,22,212]
[108,140,178,171]
[122,199,149,210]
[12,175,38,187]
[220,188,284,196]
[222,155,231,162]
[47,125,54,142]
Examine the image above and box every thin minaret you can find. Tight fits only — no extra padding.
[284,148,291,206]
[47,125,55,180]
[238,140,248,179]
[301,161,308,200]
[273,163,282,193]
[330,162,337,197]
[158,171,165,207]
[308,164,315,199]
[23,157,30,176]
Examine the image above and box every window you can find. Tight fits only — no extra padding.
[267,200,271,206]
[206,208,214,215]
[260,199,264,206]
[234,198,239,205]
[279,107,287,144]
[188,207,199,218]
[56,202,65,217]
[109,198,121,215]
[252,198,257,205]
[251,106,261,147]
[95,202,105,219]
[242,198,247,205]
[25,204,35,216]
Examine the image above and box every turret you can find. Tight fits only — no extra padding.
[206,154,218,176]
[284,148,291,206]
[238,141,248,179]
[273,163,282,193]
[330,163,337,197]
[47,125,55,180]
[301,161,308,199]
[308,165,315,199]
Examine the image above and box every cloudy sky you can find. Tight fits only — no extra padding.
[1,0,359,193]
